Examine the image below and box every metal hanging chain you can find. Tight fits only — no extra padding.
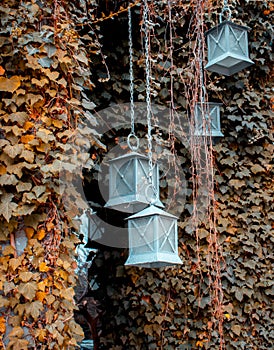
[143,0,153,183]
[143,0,158,204]
[127,5,139,151]
[220,0,231,22]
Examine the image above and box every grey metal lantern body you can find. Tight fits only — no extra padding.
[194,102,224,138]
[105,152,164,213]
[86,211,104,242]
[125,205,182,268]
[205,20,254,76]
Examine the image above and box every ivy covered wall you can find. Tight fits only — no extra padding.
[0,0,273,349]
[84,1,274,349]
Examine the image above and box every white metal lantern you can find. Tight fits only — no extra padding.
[86,210,104,242]
[205,20,254,76]
[125,205,182,268]
[194,102,224,138]
[104,152,164,213]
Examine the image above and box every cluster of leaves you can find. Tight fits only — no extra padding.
[0,0,105,349]
[84,0,274,349]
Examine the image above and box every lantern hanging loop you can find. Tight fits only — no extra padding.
[128,5,139,151]
[127,133,139,151]
[145,182,158,205]
[219,0,232,22]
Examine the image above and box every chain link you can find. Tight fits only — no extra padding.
[220,0,231,22]
[128,6,135,136]
[143,0,153,184]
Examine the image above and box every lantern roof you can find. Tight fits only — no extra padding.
[126,205,177,220]
[205,20,251,37]
[108,151,148,163]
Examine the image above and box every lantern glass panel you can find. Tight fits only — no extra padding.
[228,27,248,56]
[112,158,135,197]
[158,217,177,253]
[130,216,155,254]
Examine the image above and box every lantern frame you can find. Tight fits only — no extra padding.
[105,152,164,213]
[125,205,182,268]
[205,20,254,76]
[194,102,224,138]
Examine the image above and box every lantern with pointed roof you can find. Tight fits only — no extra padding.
[125,205,182,268]
[205,3,254,76]
[194,102,224,139]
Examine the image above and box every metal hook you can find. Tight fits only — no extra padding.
[219,5,232,23]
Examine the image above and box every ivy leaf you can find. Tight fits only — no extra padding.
[9,326,24,338]
[16,204,36,216]
[9,255,24,271]
[0,76,21,92]
[16,182,32,192]
[20,149,35,163]
[231,324,242,336]
[60,287,75,301]
[0,295,10,308]
[0,173,18,186]
[18,282,38,300]
[26,300,43,320]
[251,164,265,174]
[6,339,29,350]
[144,324,153,336]
[228,179,246,189]
[0,316,6,334]
[0,193,18,221]
[19,272,34,282]
[154,315,165,324]
[3,281,15,295]
[3,144,24,158]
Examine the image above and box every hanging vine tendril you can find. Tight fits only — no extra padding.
[143,0,156,201]
[187,0,225,348]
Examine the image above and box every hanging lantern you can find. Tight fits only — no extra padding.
[205,19,254,76]
[125,205,182,268]
[86,210,104,242]
[104,151,164,213]
[194,102,224,138]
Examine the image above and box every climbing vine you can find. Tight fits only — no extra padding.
[0,0,273,349]
[0,0,104,349]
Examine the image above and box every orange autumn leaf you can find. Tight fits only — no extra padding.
[0,165,7,175]
[36,291,47,302]
[39,262,50,272]
[0,316,6,334]
[21,134,35,144]
[23,121,34,131]
[25,227,35,239]
[37,278,51,291]
[0,66,5,76]
[36,228,46,240]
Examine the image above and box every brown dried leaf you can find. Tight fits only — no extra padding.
[0,76,21,93]
[4,144,24,158]
[18,281,38,300]
[0,193,17,221]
